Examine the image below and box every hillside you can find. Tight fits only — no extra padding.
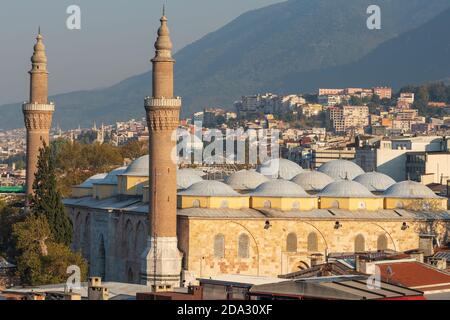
[277,7,450,92]
[1,0,449,129]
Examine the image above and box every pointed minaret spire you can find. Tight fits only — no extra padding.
[30,28,48,105]
[153,6,173,63]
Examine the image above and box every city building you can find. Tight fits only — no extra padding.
[311,148,356,169]
[327,105,369,133]
[355,136,447,182]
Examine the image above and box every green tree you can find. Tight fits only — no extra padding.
[0,198,25,260]
[31,142,73,246]
[120,140,148,160]
[13,215,87,286]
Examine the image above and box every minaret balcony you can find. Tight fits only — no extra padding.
[22,102,55,112]
[145,97,182,108]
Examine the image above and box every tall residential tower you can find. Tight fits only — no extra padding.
[141,12,183,288]
[23,30,54,197]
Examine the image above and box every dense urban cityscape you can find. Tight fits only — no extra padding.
[1,1,450,312]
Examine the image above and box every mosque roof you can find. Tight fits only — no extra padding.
[291,171,335,192]
[63,198,450,221]
[95,167,128,185]
[76,173,108,188]
[317,180,375,198]
[225,170,270,191]
[178,180,241,197]
[251,180,310,197]
[123,155,149,176]
[318,160,365,181]
[383,181,441,199]
[257,158,304,180]
[177,169,203,190]
[354,172,396,192]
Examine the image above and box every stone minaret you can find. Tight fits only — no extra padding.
[23,29,55,198]
[141,11,183,288]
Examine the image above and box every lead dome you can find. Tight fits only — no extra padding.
[354,172,396,193]
[257,158,304,180]
[318,160,365,180]
[318,180,374,198]
[177,169,203,190]
[225,170,270,191]
[178,180,240,197]
[252,180,309,197]
[123,155,149,176]
[383,181,440,198]
[291,171,334,192]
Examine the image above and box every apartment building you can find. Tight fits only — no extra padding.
[328,105,369,133]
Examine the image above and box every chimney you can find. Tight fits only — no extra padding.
[63,292,82,301]
[88,277,109,301]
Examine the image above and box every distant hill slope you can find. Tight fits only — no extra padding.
[1,0,449,130]
[277,7,450,92]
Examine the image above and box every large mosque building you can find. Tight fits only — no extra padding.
[63,14,450,286]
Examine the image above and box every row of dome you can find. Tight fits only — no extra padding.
[180,173,440,200]
[78,156,441,200]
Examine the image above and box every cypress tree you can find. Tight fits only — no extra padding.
[31,142,73,246]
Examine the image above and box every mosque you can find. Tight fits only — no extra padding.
[23,13,450,287]
[66,153,450,284]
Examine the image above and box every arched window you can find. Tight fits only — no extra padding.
[355,234,365,252]
[135,222,146,258]
[214,234,225,259]
[127,268,134,283]
[331,200,340,209]
[124,220,134,259]
[396,201,404,209]
[192,199,201,208]
[307,232,318,252]
[358,201,366,209]
[377,234,388,251]
[98,235,106,280]
[238,234,250,259]
[220,200,229,209]
[75,212,82,251]
[286,233,297,252]
[292,201,301,210]
[82,215,91,259]
[263,200,272,209]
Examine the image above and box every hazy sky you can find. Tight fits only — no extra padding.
[0,0,283,105]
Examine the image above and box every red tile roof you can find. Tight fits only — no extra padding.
[377,261,450,290]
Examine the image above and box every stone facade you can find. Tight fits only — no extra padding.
[66,204,450,283]
[70,207,148,283]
